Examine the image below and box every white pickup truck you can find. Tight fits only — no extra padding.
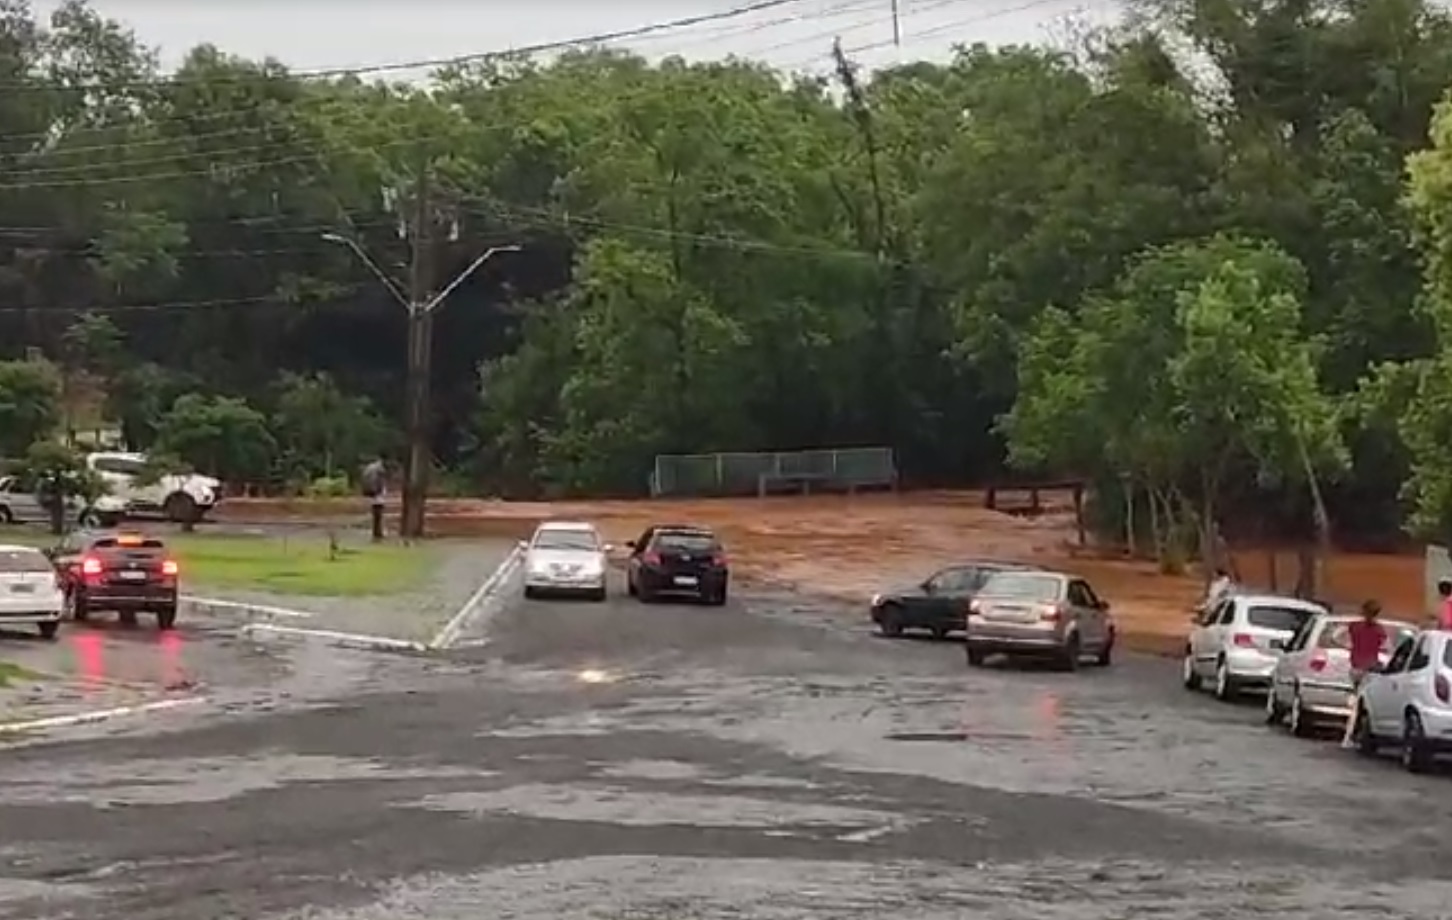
[84,451,222,523]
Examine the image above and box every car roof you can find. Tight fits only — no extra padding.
[535,521,597,531]
[652,524,715,534]
[983,568,1066,579]
[1233,594,1326,611]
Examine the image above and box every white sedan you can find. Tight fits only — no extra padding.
[0,544,63,640]
[522,521,609,602]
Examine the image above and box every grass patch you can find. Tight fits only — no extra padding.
[171,534,438,596]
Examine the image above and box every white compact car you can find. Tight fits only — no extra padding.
[1184,593,1325,700]
[522,521,609,602]
[0,544,63,640]
[1266,612,1417,736]
[1351,629,1452,773]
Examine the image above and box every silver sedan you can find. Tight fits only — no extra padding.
[521,521,609,602]
[1265,612,1416,736]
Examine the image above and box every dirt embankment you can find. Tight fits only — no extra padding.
[217,492,1430,656]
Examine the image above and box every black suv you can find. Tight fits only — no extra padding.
[51,530,180,630]
[625,525,729,605]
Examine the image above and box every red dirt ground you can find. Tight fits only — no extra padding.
[216,492,1431,656]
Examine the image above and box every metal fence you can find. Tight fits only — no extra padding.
[650,447,897,497]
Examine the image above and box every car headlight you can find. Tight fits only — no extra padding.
[870,593,883,607]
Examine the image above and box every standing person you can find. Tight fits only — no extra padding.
[1438,579,1452,631]
[1200,565,1235,613]
[360,456,387,543]
[1342,599,1388,749]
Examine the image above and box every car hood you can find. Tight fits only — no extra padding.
[526,548,604,569]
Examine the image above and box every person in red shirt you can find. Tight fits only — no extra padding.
[1437,580,1452,631]
[1342,599,1388,749]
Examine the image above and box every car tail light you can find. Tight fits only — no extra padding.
[642,551,662,566]
[712,552,728,567]
[1038,604,1063,623]
[161,559,178,577]
[1308,651,1327,672]
[80,556,102,576]
[1436,673,1451,704]
[1232,633,1255,648]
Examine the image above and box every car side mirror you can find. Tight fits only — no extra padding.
[1098,600,1111,612]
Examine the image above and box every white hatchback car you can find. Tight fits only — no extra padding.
[522,521,609,602]
[0,544,63,640]
[1183,593,1325,701]
[1351,629,1452,773]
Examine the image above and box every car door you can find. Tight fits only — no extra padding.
[920,567,971,621]
[1364,635,1415,735]
[1077,579,1111,647]
[1273,617,1317,707]
[4,473,47,524]
[625,527,654,587]
[1189,601,1226,674]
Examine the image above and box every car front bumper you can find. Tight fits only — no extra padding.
[524,571,606,593]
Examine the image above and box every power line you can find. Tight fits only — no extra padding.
[0,0,809,96]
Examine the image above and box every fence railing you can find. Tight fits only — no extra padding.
[650,447,897,497]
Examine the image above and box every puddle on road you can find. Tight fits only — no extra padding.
[405,784,905,832]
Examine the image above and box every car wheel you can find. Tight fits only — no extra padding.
[626,575,637,597]
[589,588,607,603]
[707,587,728,607]
[1353,703,1379,755]
[1181,651,1202,691]
[163,492,198,525]
[37,621,58,641]
[877,603,903,638]
[1289,689,1312,737]
[1264,686,1286,726]
[0,506,15,525]
[1213,658,1237,701]
[523,586,539,600]
[1401,710,1432,774]
[1094,635,1114,667]
[1057,634,1081,672]
[637,583,655,604]
[157,606,178,631]
[965,644,987,667]
[77,508,100,528]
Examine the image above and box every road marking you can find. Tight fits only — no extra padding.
[0,696,208,735]
[180,595,315,620]
[240,622,428,653]
[836,825,898,843]
[429,544,526,650]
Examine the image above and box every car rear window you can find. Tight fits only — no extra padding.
[533,530,598,551]
[92,537,165,551]
[654,532,718,552]
[0,548,52,573]
[1319,620,1416,652]
[979,571,1062,602]
[1247,605,1316,632]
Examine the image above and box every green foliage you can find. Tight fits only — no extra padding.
[0,361,62,457]
[271,371,388,482]
[154,394,276,482]
[13,440,105,534]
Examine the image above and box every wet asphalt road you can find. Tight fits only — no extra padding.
[2,575,1452,919]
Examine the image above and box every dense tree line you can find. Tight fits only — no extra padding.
[6,0,1452,558]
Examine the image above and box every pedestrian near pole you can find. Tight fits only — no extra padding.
[361,457,387,542]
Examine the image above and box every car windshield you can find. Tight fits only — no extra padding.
[655,532,717,552]
[0,548,52,573]
[979,571,1062,602]
[533,530,598,551]
[1247,605,1317,632]
[1319,620,1416,652]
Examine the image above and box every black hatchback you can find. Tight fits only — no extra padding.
[625,525,729,605]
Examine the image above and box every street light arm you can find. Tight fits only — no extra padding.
[321,232,411,310]
[422,245,521,314]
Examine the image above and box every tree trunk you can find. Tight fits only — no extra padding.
[1122,475,1136,558]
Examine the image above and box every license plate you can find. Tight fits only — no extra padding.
[9,584,33,594]
[673,575,698,587]
[118,570,147,581]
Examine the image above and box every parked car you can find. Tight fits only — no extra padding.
[0,543,64,639]
[625,525,729,605]
[963,569,1114,670]
[1351,630,1452,773]
[51,530,180,629]
[1266,611,1417,736]
[521,521,609,601]
[1183,593,1324,701]
[870,561,1033,640]
[0,474,124,528]
[85,451,221,524]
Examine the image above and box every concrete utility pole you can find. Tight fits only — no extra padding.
[322,157,520,540]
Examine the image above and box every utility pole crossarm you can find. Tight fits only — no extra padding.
[422,245,522,314]
[319,232,411,310]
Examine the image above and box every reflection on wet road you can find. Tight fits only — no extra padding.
[1,577,1450,918]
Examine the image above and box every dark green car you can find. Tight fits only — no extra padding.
[870,562,1033,640]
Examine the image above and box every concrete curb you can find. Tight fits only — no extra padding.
[429,544,526,650]
[239,623,429,654]
[179,595,315,621]
[0,696,208,735]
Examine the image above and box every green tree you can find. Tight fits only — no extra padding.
[13,440,104,534]
[272,371,389,481]
[0,359,62,457]
[153,394,275,483]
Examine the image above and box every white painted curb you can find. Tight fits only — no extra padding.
[240,622,429,653]
[180,595,314,620]
[0,696,208,735]
[429,544,526,650]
